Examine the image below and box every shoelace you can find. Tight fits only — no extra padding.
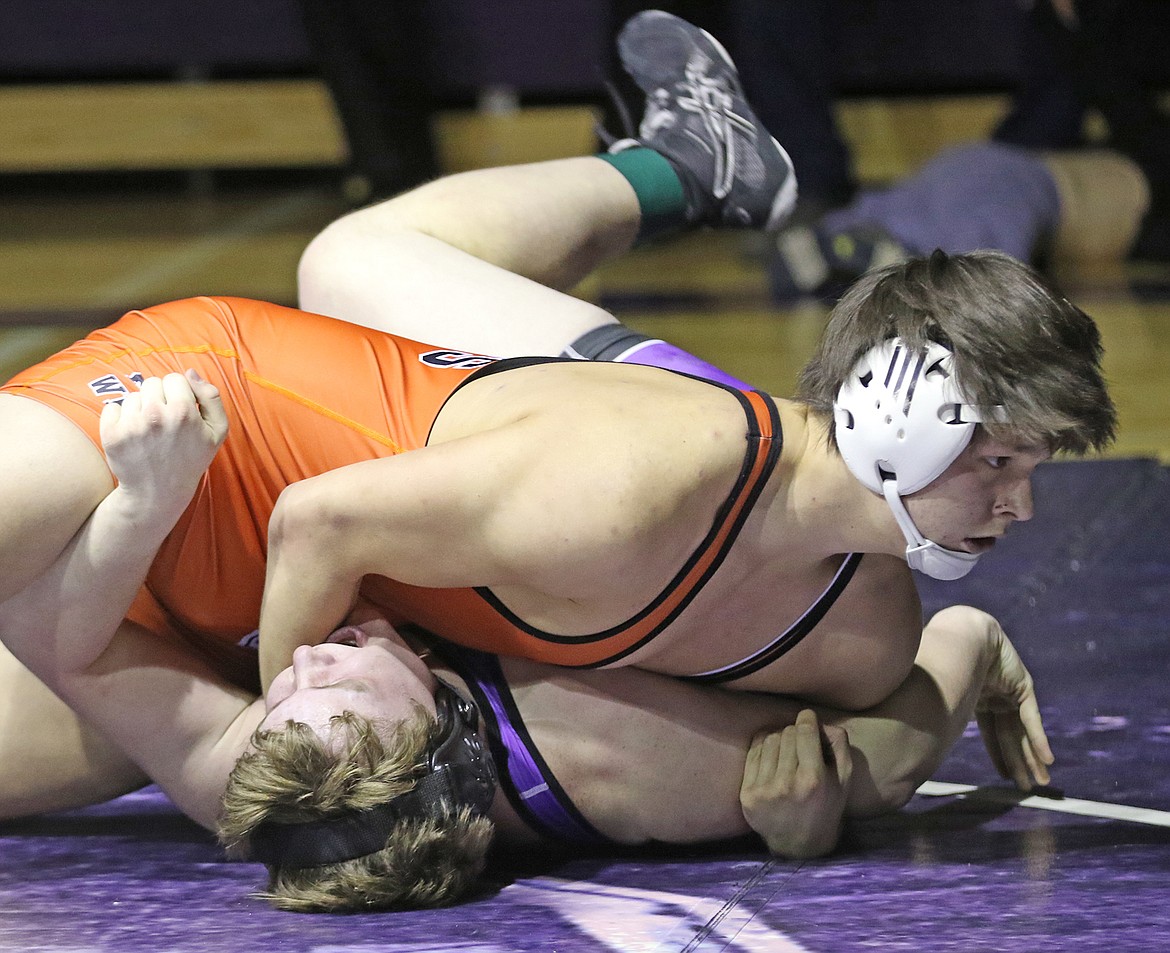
[672,59,757,200]
[596,56,758,206]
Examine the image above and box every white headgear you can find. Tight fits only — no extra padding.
[833,338,996,580]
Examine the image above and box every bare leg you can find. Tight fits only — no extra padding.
[299,12,795,371]
[297,154,755,388]
[297,157,634,356]
[0,641,147,818]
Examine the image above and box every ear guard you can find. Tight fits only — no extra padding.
[248,677,497,869]
[833,338,997,580]
[833,339,988,494]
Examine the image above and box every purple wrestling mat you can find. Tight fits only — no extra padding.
[2,458,1168,952]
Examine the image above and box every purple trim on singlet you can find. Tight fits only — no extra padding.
[425,355,552,445]
[432,641,611,846]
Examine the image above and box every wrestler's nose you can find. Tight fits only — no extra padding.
[291,643,337,686]
[997,476,1035,523]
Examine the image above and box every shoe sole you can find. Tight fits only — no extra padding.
[618,11,741,97]
[765,137,799,230]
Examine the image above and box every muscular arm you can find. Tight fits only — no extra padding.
[818,603,1051,814]
[0,478,256,827]
[4,512,262,829]
[818,605,1004,816]
[258,429,535,690]
[740,603,1051,855]
[55,615,264,829]
[0,483,186,677]
[0,373,226,676]
[256,384,707,691]
[540,605,1045,856]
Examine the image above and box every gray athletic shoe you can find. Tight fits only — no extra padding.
[614,9,797,230]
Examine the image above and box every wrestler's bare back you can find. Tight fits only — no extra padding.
[423,360,924,709]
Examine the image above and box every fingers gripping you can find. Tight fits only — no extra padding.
[98,372,228,507]
[184,369,229,446]
[824,724,854,791]
[740,710,851,859]
[744,710,846,796]
[793,709,830,793]
[103,372,227,443]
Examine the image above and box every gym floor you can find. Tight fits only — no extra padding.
[1,175,1168,951]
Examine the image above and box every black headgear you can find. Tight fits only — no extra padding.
[247,677,497,869]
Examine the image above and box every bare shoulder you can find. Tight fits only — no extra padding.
[834,554,923,705]
[433,359,748,450]
[846,553,923,629]
[433,363,753,589]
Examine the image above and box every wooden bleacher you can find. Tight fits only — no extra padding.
[0,77,1014,182]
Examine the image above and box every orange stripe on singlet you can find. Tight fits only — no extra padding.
[460,387,782,668]
[9,343,242,385]
[242,372,407,453]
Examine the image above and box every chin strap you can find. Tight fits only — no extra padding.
[881,480,981,581]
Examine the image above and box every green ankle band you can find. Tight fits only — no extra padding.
[597,148,688,244]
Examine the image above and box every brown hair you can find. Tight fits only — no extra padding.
[796,250,1116,454]
[218,710,493,912]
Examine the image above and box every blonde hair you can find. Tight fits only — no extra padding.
[218,710,494,912]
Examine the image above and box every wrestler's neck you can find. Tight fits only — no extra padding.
[759,402,903,561]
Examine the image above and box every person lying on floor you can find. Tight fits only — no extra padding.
[1,389,1038,908]
[0,312,1040,911]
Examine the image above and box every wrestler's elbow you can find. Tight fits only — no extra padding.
[870,772,922,815]
[846,752,927,818]
[269,481,354,560]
